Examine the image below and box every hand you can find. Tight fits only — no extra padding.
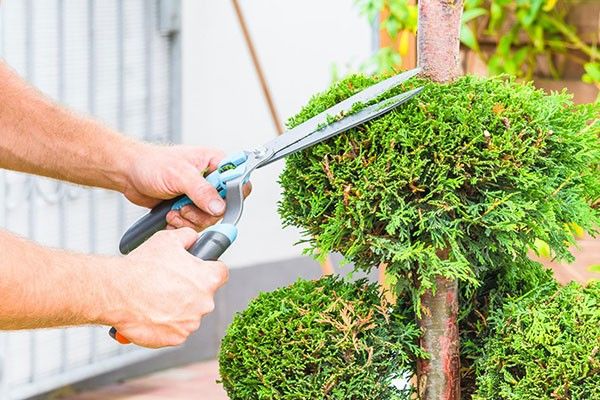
[123,144,251,231]
[106,228,228,348]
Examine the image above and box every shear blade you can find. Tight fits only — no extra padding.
[259,86,423,167]
[261,68,422,166]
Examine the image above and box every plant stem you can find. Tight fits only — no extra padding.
[417,276,460,399]
[416,1,463,399]
[417,0,463,82]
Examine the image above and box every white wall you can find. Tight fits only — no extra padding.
[181,0,372,268]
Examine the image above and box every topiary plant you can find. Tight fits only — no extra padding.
[474,281,600,399]
[219,60,599,398]
[218,277,424,400]
[275,73,600,396]
[279,73,600,309]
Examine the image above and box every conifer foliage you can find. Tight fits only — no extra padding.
[279,74,600,306]
[219,73,600,398]
[219,277,423,400]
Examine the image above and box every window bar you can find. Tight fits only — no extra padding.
[167,0,182,143]
[57,0,70,373]
[144,0,154,142]
[0,2,6,229]
[25,0,38,384]
[87,0,98,364]
[0,334,8,400]
[0,8,8,397]
[116,0,126,355]
[0,0,4,58]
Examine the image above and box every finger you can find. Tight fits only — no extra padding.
[204,148,226,172]
[166,210,192,229]
[179,167,226,217]
[186,147,225,173]
[242,181,252,199]
[180,206,220,230]
[202,261,229,290]
[166,227,198,249]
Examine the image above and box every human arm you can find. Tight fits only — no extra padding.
[0,61,250,231]
[0,228,227,348]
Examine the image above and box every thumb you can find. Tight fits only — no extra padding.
[179,167,226,217]
[168,227,199,249]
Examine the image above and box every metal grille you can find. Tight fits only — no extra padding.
[0,1,180,398]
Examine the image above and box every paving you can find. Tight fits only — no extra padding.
[64,360,227,400]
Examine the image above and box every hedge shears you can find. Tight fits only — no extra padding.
[109,67,423,344]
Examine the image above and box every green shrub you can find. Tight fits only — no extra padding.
[220,73,600,398]
[218,277,423,400]
[459,258,557,396]
[279,74,600,307]
[474,281,600,399]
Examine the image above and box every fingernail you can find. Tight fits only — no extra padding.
[209,199,225,216]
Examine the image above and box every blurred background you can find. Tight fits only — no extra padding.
[0,0,597,399]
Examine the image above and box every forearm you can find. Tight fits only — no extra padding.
[0,229,118,329]
[0,61,141,192]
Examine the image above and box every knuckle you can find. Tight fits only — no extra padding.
[189,320,202,332]
[179,226,196,237]
[216,262,229,283]
[152,229,173,242]
[200,300,215,314]
[166,165,186,187]
[166,211,183,225]
[205,262,228,287]
[195,182,217,200]
[180,207,204,224]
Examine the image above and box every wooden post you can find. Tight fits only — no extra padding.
[415,1,463,399]
[230,0,336,277]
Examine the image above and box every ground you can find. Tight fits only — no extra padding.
[63,360,227,400]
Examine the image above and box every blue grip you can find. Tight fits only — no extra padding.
[170,152,249,211]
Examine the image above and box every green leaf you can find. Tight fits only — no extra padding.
[488,2,505,33]
[462,8,487,23]
[497,32,515,56]
[533,239,551,258]
[461,24,480,51]
[583,62,600,82]
[514,47,529,65]
[522,0,544,27]
[531,24,545,51]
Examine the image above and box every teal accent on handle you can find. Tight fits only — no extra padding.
[170,152,248,212]
[218,151,247,169]
[205,223,238,243]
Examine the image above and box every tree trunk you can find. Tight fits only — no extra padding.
[416,1,463,399]
[417,0,463,82]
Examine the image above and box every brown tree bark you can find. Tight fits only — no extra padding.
[415,1,463,399]
[417,0,463,82]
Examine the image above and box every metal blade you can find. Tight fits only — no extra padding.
[260,68,422,161]
[258,86,423,167]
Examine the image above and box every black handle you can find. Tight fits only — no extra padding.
[119,195,185,254]
[188,230,232,260]
[110,230,233,345]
